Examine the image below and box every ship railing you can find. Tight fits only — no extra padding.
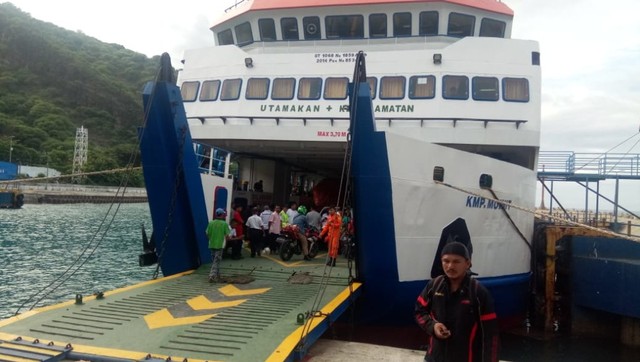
[189,115,527,128]
[245,35,459,49]
[538,151,640,177]
[194,142,231,178]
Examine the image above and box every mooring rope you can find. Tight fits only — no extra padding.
[0,167,142,185]
[435,180,640,243]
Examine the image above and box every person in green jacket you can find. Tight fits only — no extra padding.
[205,208,230,283]
[280,205,290,228]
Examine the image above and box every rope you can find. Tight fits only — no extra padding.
[0,167,142,185]
[14,64,165,314]
[15,163,139,313]
[605,136,640,175]
[435,180,640,243]
[487,188,532,250]
[296,51,366,352]
[575,131,640,172]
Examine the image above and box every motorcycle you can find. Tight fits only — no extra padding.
[278,225,320,261]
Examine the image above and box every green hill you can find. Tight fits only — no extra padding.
[0,2,163,185]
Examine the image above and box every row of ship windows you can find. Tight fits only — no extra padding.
[219,11,505,46]
[181,75,530,103]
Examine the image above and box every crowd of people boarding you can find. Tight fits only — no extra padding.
[205,200,353,282]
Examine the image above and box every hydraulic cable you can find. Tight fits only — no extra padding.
[297,51,367,353]
[14,60,167,314]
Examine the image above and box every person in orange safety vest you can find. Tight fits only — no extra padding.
[320,206,341,267]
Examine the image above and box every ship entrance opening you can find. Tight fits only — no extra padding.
[195,138,348,210]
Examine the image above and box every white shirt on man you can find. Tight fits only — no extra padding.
[246,215,263,230]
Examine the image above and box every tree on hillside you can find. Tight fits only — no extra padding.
[0,3,159,185]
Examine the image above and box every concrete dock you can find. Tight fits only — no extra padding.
[16,183,147,204]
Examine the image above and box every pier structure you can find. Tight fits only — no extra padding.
[533,151,640,346]
[19,183,147,204]
[537,151,640,224]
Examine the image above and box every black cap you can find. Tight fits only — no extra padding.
[441,241,470,260]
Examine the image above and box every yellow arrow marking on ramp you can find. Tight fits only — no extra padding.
[187,295,247,310]
[219,284,271,297]
[144,308,215,329]
[261,253,327,267]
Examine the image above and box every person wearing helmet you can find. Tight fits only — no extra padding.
[205,208,230,283]
[291,205,311,260]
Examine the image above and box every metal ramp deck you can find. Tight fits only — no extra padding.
[0,253,360,362]
[0,337,72,362]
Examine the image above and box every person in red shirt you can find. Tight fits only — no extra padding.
[231,205,245,259]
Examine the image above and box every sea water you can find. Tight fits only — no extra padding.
[1,203,639,361]
[0,203,153,319]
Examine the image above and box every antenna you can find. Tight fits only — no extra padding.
[72,126,88,183]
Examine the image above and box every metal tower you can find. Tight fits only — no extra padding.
[72,126,88,183]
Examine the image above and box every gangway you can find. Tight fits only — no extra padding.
[536,151,640,224]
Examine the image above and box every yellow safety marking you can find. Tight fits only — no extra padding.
[261,253,327,267]
[0,353,34,362]
[0,343,59,355]
[186,296,247,311]
[0,311,38,328]
[218,284,271,297]
[143,308,215,329]
[0,332,219,362]
[0,270,195,327]
[265,282,362,362]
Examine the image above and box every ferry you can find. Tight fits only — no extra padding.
[0,0,540,360]
[177,0,539,326]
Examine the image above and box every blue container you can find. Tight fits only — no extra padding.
[0,162,18,180]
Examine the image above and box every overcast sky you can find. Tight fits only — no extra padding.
[6,0,640,212]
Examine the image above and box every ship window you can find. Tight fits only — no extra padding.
[272,78,296,100]
[235,22,254,45]
[324,77,349,100]
[369,13,387,38]
[303,16,321,40]
[409,75,436,99]
[472,77,499,101]
[393,12,412,37]
[503,78,529,102]
[281,17,299,40]
[200,80,220,101]
[419,11,439,36]
[217,29,234,45]
[298,77,322,100]
[220,78,242,101]
[448,13,475,37]
[180,81,200,102]
[246,78,270,100]
[380,76,406,99]
[259,18,277,41]
[326,15,364,39]
[443,75,469,99]
[479,18,505,38]
[367,77,378,99]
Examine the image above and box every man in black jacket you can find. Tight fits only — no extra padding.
[415,242,499,362]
